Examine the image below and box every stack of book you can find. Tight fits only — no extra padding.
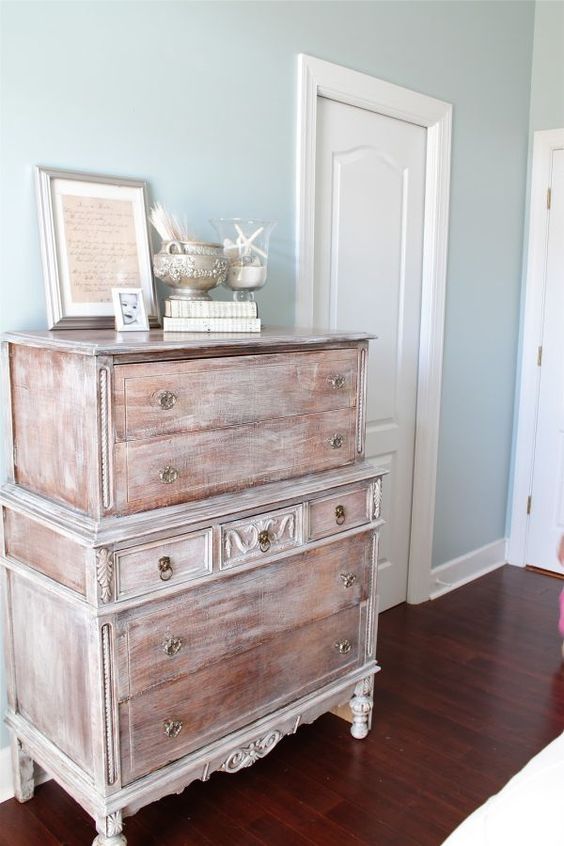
[162,299,261,332]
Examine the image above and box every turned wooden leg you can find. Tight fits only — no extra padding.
[93,812,127,846]
[11,736,35,802]
[349,676,374,739]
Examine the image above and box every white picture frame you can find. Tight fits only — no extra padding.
[112,287,149,332]
[35,166,159,329]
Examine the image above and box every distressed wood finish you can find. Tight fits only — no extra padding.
[114,349,358,441]
[119,605,363,784]
[3,508,87,595]
[115,528,212,601]
[119,408,356,513]
[221,503,303,569]
[0,329,381,846]
[308,483,372,540]
[9,577,93,774]
[9,344,99,514]
[116,531,371,699]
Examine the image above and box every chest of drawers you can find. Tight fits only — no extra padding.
[1,328,383,845]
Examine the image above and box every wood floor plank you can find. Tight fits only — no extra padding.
[1,566,563,844]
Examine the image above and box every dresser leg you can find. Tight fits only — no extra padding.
[349,676,374,739]
[11,737,35,802]
[93,812,127,846]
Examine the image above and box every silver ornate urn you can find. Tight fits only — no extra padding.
[153,240,229,300]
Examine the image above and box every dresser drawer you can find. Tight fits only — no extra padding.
[117,531,372,699]
[115,529,212,600]
[114,349,358,442]
[308,484,372,541]
[119,604,362,783]
[118,408,356,513]
[221,504,303,570]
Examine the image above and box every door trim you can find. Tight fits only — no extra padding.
[508,128,564,567]
[295,54,452,603]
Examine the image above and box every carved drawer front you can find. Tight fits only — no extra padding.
[119,604,362,783]
[115,529,212,600]
[119,408,356,514]
[117,531,372,699]
[221,504,303,569]
[308,484,372,541]
[113,349,358,442]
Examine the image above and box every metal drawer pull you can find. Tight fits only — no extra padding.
[160,465,179,484]
[163,719,183,738]
[158,556,173,581]
[258,529,271,553]
[329,433,344,449]
[334,639,352,655]
[339,572,357,589]
[335,504,346,524]
[328,374,346,389]
[162,635,183,656]
[158,390,177,410]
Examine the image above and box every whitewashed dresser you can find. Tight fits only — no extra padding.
[0,328,384,845]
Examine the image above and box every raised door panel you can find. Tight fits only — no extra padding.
[315,97,426,609]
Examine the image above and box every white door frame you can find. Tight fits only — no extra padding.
[295,54,452,604]
[508,128,564,567]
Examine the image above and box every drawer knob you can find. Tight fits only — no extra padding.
[328,374,346,389]
[339,572,357,589]
[258,529,271,553]
[334,639,352,655]
[329,433,344,449]
[158,556,173,581]
[163,719,183,738]
[158,390,177,410]
[160,465,179,484]
[335,504,346,525]
[162,635,183,656]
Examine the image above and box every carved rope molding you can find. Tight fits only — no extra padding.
[223,513,297,561]
[98,367,112,509]
[220,729,283,773]
[101,624,117,785]
[373,477,383,520]
[356,346,367,454]
[96,548,114,604]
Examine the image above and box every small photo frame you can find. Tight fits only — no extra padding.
[112,287,149,332]
[36,166,159,329]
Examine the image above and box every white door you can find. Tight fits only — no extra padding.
[314,96,426,610]
[526,148,564,573]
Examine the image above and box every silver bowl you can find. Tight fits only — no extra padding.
[153,240,229,300]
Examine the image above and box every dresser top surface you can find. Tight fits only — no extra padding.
[3,326,374,356]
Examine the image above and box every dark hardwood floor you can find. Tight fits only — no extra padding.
[2,565,564,845]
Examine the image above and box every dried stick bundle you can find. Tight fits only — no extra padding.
[149,202,196,243]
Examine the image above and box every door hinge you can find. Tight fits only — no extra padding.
[537,345,543,366]
[527,495,532,515]
[547,187,552,210]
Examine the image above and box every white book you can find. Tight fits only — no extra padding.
[164,299,258,318]
[163,317,262,333]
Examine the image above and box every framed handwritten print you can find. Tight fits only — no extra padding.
[35,167,159,329]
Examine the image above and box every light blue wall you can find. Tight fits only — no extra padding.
[0,0,535,747]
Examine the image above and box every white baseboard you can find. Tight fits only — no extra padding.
[0,743,51,804]
[430,538,507,599]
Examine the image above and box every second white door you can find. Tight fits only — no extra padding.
[526,148,564,573]
[314,96,426,610]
